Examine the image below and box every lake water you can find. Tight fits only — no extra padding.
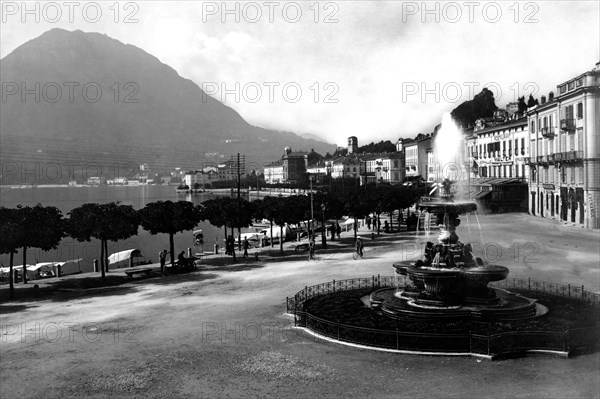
[0,185,230,272]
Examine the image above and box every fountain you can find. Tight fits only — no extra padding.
[371,115,547,322]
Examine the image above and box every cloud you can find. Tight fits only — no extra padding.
[1,1,598,146]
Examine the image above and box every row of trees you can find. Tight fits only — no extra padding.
[0,184,421,298]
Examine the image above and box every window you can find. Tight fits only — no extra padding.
[570,166,575,183]
[561,167,566,183]
[569,134,575,151]
[549,165,554,183]
[531,167,536,182]
[531,120,536,134]
[577,103,583,119]
[393,160,399,168]
[521,138,525,155]
[393,172,399,181]
[577,167,584,184]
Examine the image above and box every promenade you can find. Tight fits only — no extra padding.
[1,213,599,398]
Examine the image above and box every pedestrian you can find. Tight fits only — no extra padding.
[355,236,364,257]
[366,215,371,230]
[377,217,381,232]
[243,237,249,258]
[158,249,168,276]
[384,220,390,233]
[336,222,341,239]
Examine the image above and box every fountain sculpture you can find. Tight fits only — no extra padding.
[370,114,546,322]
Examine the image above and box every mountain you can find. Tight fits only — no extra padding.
[0,29,332,183]
[450,88,498,129]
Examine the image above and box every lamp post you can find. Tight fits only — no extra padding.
[321,202,327,249]
[309,174,314,240]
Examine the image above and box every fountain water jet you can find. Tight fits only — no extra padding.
[371,114,546,322]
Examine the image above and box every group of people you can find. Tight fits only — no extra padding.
[158,249,193,275]
[225,235,252,258]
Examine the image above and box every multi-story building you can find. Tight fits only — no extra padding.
[325,155,362,180]
[263,161,284,184]
[363,153,405,184]
[526,62,600,228]
[400,138,419,179]
[465,116,529,180]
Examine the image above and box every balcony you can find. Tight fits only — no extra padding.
[540,127,555,138]
[562,150,583,162]
[560,118,575,132]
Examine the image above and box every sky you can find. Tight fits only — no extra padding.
[1,1,599,147]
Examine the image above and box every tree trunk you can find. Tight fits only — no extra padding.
[377,214,381,235]
[9,251,14,299]
[279,225,284,254]
[22,246,27,284]
[389,212,393,232]
[270,221,274,248]
[100,240,106,280]
[230,225,236,261]
[104,240,109,272]
[353,218,357,240]
[169,233,175,266]
[238,226,241,251]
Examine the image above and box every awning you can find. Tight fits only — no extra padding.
[108,249,142,265]
[474,191,492,200]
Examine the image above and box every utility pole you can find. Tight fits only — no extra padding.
[233,153,245,251]
[309,174,314,240]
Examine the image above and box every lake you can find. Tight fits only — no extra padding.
[0,185,231,272]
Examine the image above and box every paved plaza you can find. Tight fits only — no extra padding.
[1,213,599,399]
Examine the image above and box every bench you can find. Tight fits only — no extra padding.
[295,243,310,253]
[124,268,152,279]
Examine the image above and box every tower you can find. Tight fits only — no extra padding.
[347,136,358,154]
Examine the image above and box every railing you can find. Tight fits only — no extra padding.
[286,276,599,357]
[561,118,575,132]
[561,150,583,161]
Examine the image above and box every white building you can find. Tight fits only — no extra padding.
[465,116,529,180]
[526,62,600,228]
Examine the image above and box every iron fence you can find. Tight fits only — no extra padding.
[286,275,600,357]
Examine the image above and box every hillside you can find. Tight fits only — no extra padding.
[0,29,332,183]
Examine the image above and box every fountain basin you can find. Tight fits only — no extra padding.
[370,287,546,322]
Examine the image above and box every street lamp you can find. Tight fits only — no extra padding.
[321,202,327,249]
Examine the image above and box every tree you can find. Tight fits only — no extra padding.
[527,94,539,107]
[341,188,372,240]
[224,198,257,253]
[68,203,139,279]
[139,201,201,267]
[200,198,229,241]
[0,207,20,297]
[12,205,66,284]
[270,196,310,253]
[517,96,527,114]
[253,196,280,248]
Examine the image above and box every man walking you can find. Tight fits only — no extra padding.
[159,249,168,276]
[243,237,250,258]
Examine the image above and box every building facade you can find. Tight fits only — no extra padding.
[526,63,600,228]
[263,161,284,184]
[465,116,529,180]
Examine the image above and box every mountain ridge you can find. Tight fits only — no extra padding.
[0,28,332,183]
